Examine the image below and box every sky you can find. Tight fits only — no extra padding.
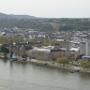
[0,0,90,18]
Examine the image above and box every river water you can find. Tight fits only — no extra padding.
[0,59,90,90]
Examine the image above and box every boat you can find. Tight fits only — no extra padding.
[10,53,17,62]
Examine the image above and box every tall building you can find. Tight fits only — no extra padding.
[80,38,90,56]
[85,39,90,56]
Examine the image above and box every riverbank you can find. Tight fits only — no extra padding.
[14,59,90,74]
[0,55,90,74]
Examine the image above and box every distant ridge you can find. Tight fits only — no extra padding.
[0,12,90,32]
[0,12,36,19]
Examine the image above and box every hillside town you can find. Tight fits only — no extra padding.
[0,27,90,71]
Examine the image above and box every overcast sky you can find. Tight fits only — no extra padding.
[0,0,90,18]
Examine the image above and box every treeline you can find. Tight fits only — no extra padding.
[0,17,90,32]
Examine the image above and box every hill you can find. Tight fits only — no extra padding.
[0,13,90,32]
[0,13,35,19]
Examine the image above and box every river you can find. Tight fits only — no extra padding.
[0,59,90,90]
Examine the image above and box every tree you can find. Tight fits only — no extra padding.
[56,57,69,67]
[80,61,90,69]
[0,46,9,58]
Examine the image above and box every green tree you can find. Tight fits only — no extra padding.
[56,57,69,67]
[0,46,9,58]
[80,61,90,69]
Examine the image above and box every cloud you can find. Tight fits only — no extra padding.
[0,0,90,18]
